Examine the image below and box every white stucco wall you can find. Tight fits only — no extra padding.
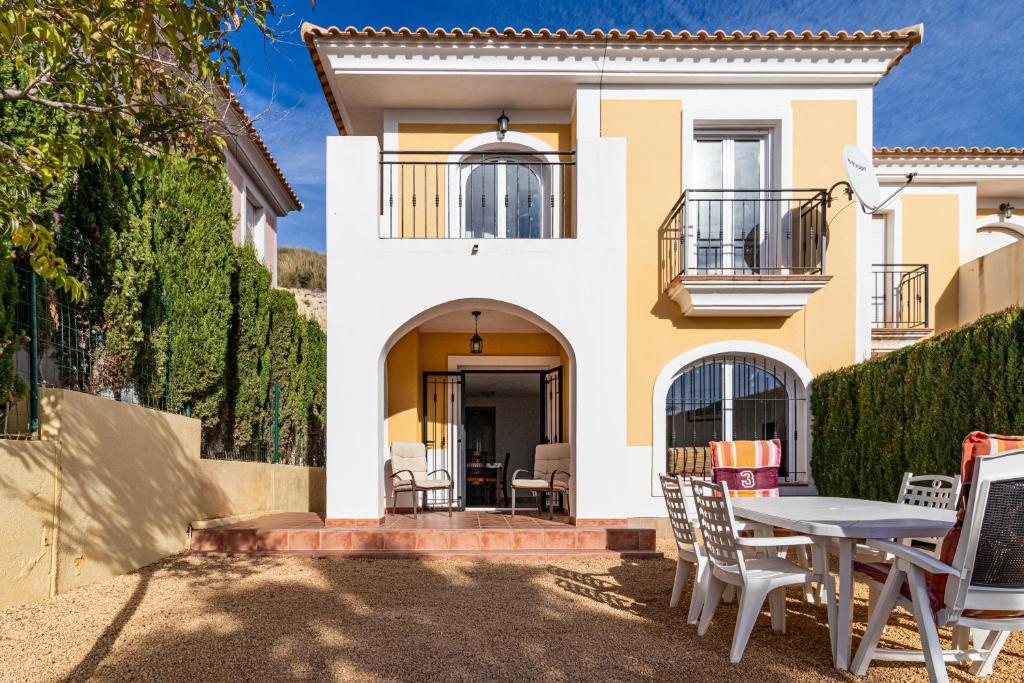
[326,136,630,520]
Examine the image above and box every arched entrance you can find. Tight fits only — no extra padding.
[380,299,576,513]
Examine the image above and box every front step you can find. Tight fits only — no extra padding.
[190,526,661,559]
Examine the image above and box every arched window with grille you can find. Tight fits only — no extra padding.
[461,151,551,239]
[665,355,804,482]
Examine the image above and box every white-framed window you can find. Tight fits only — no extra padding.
[691,130,774,273]
[242,188,266,262]
[665,354,805,482]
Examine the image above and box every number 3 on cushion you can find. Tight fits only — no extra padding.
[739,470,755,488]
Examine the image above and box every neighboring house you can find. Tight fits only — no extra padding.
[303,23,1024,524]
[219,85,303,286]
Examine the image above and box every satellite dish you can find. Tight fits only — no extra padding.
[842,144,881,211]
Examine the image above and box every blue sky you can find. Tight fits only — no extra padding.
[233,1,1024,252]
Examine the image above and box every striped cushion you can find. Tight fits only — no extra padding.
[710,439,783,497]
[931,432,1024,608]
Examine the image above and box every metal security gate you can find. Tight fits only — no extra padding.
[542,366,563,443]
[422,372,464,509]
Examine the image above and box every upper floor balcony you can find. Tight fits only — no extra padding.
[870,263,931,355]
[660,189,832,317]
[379,150,575,239]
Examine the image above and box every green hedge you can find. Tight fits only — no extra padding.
[811,307,1024,500]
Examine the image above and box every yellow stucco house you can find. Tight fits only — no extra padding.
[303,23,1024,524]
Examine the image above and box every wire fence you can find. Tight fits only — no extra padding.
[1,235,325,468]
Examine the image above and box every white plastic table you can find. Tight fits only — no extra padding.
[731,496,956,670]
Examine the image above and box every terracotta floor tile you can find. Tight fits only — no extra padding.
[255,530,289,551]
[382,530,418,551]
[415,530,450,551]
[511,529,545,551]
[320,530,353,551]
[576,529,607,550]
[288,530,321,551]
[350,530,384,551]
[544,529,576,550]
[480,530,513,551]
[448,530,481,550]
[605,529,640,551]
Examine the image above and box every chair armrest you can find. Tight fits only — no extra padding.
[511,469,531,482]
[736,535,814,548]
[734,520,769,533]
[549,469,571,487]
[427,469,453,483]
[391,469,415,483]
[865,540,961,576]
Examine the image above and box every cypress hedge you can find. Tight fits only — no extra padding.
[811,307,1024,500]
[0,152,326,462]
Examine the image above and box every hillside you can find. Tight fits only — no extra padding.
[278,246,326,290]
[279,247,326,330]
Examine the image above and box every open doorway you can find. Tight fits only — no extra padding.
[423,367,562,510]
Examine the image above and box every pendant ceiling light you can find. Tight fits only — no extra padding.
[470,311,484,354]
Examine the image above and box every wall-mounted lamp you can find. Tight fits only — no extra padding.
[1000,202,1015,221]
[469,311,484,355]
[496,110,509,141]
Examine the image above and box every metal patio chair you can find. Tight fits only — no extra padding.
[853,448,1024,682]
[389,441,453,517]
[511,442,570,519]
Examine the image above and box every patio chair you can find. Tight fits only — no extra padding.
[511,442,570,520]
[852,445,1024,682]
[691,478,834,663]
[389,441,453,518]
[711,438,819,601]
[660,474,709,624]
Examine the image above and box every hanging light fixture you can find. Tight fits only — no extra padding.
[469,311,484,354]
[496,110,509,141]
[1000,202,1015,221]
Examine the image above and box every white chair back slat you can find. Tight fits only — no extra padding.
[898,472,962,510]
[659,474,703,558]
[691,479,745,576]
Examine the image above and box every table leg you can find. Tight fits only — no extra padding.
[835,538,856,670]
[809,537,836,656]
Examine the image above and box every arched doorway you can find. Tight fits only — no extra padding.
[381,299,575,512]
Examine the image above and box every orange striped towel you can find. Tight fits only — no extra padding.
[709,439,782,469]
[960,431,1024,485]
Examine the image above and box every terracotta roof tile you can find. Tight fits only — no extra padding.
[217,81,303,211]
[302,23,923,135]
[875,146,1024,158]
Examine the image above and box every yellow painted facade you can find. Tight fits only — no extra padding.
[901,194,961,332]
[389,101,861,448]
[597,99,860,445]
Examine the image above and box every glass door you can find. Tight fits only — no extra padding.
[692,134,767,273]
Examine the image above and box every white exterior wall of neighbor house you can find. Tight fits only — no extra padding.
[326,135,634,521]
[225,147,281,286]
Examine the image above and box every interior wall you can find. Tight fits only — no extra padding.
[465,386,542,484]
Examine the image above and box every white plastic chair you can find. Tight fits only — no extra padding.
[691,479,835,663]
[659,474,709,624]
[852,449,1024,682]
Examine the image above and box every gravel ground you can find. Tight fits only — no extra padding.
[1,540,1021,682]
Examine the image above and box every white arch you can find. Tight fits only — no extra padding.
[379,297,577,512]
[446,130,559,164]
[649,341,814,495]
[974,216,1024,260]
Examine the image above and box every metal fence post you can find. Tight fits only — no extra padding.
[272,382,280,466]
[28,269,39,434]
[273,382,280,464]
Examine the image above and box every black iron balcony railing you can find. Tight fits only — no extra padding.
[379,150,575,239]
[872,264,929,329]
[660,189,829,288]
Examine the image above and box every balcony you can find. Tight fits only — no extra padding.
[871,264,931,355]
[379,150,575,239]
[660,189,832,317]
